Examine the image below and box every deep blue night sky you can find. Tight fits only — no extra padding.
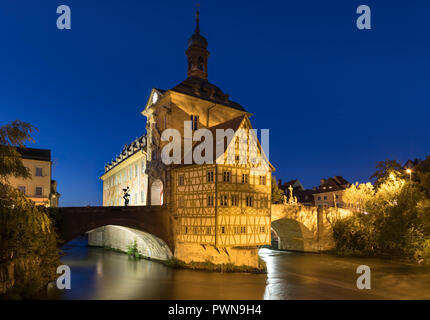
[1,0,429,206]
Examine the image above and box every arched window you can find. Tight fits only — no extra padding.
[198,56,204,71]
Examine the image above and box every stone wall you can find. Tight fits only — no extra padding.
[271,204,352,252]
[88,226,173,261]
[174,243,260,268]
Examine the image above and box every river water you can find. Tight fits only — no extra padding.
[42,238,430,300]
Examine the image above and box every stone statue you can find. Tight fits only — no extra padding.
[123,186,130,206]
[288,185,294,204]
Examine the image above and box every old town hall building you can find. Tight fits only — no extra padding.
[99,10,273,267]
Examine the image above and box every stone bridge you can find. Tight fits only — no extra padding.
[58,205,175,255]
[57,204,353,262]
[270,204,352,252]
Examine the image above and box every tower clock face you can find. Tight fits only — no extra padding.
[152,92,158,104]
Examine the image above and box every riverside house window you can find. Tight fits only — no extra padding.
[207,171,214,183]
[242,174,249,184]
[221,195,228,206]
[178,175,185,186]
[246,196,253,207]
[35,187,43,196]
[223,171,231,182]
[36,167,43,177]
[231,195,239,206]
[207,195,214,207]
[259,175,266,185]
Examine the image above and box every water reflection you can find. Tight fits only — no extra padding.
[42,238,430,300]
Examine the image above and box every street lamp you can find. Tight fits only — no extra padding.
[406,169,412,182]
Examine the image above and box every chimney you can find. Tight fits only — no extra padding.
[320,179,326,186]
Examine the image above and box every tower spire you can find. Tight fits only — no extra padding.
[186,4,210,79]
[195,4,200,34]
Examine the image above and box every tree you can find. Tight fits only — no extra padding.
[342,182,374,212]
[271,176,284,204]
[0,120,35,182]
[370,159,404,190]
[0,121,59,299]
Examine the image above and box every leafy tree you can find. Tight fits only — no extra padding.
[0,121,35,182]
[271,176,284,204]
[342,182,374,212]
[334,159,430,264]
[0,121,59,299]
[370,159,403,190]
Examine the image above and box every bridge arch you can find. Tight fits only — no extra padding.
[58,206,174,255]
[271,218,317,252]
[88,226,173,260]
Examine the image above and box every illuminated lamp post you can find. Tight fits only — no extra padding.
[406,168,412,182]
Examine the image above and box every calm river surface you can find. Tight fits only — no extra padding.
[42,238,430,300]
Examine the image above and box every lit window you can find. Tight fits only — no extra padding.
[223,171,231,182]
[178,175,185,186]
[242,174,249,184]
[231,195,239,206]
[260,176,266,185]
[35,187,43,196]
[35,167,43,177]
[190,115,199,130]
[207,195,214,207]
[221,195,228,206]
[246,196,253,207]
[207,171,214,183]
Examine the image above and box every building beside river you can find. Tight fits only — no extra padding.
[96,9,273,268]
[8,147,60,207]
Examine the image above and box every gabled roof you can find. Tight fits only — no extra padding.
[313,176,350,194]
[173,115,274,170]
